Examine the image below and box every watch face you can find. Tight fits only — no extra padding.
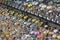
[53,0,60,2]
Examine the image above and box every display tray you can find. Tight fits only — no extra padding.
[0,2,60,40]
[0,2,60,26]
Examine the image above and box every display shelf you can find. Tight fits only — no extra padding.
[0,1,60,40]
